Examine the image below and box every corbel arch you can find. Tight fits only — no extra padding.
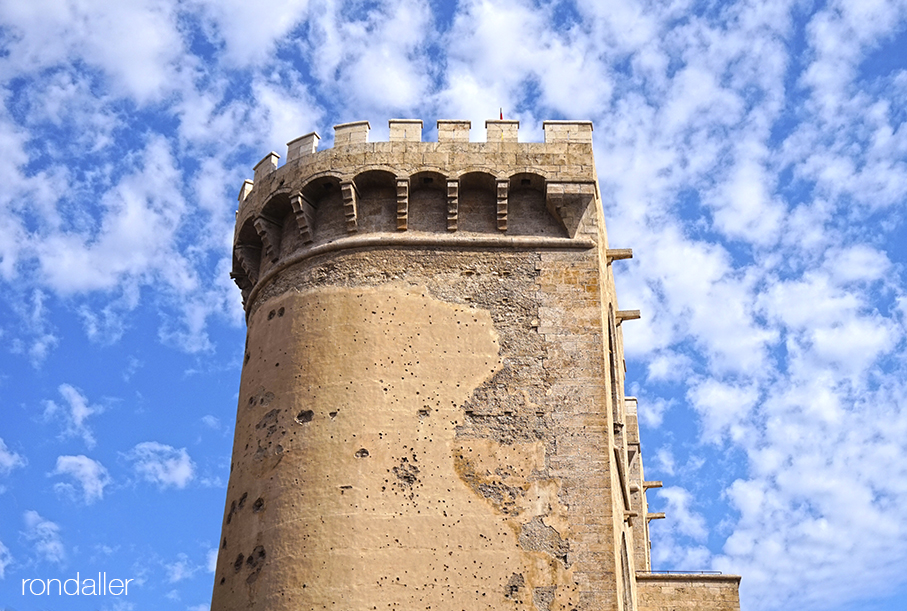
[300,174,345,243]
[458,171,498,233]
[232,217,263,302]
[408,170,448,232]
[353,169,397,233]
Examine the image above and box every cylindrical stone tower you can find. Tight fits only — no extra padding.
[212,118,661,611]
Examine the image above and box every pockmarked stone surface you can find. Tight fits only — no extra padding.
[213,119,741,611]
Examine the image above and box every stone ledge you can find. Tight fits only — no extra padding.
[636,573,740,582]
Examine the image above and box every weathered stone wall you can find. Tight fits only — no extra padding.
[215,247,602,610]
[637,574,741,611]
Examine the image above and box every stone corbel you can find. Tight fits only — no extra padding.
[253,214,283,263]
[546,181,595,238]
[646,512,666,521]
[290,192,315,244]
[341,181,359,233]
[229,265,254,304]
[606,248,633,263]
[615,310,641,326]
[496,178,509,231]
[447,179,459,231]
[396,178,409,231]
[233,243,261,286]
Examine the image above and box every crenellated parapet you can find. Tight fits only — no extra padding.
[232,119,601,307]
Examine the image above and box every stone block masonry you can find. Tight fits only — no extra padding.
[215,119,741,611]
[637,574,741,611]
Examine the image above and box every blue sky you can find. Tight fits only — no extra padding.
[0,1,905,610]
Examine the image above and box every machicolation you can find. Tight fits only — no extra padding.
[232,119,605,311]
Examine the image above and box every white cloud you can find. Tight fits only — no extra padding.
[206,548,218,573]
[645,350,693,383]
[35,136,190,294]
[715,383,907,609]
[618,223,777,374]
[305,0,435,118]
[122,356,144,382]
[759,269,899,381]
[7,290,59,366]
[652,446,676,477]
[0,0,187,103]
[705,149,785,246]
[687,379,759,445]
[439,0,614,127]
[126,442,196,489]
[4,130,236,354]
[649,486,712,571]
[0,437,26,475]
[51,455,111,504]
[201,415,220,429]
[801,0,905,120]
[190,0,311,67]
[637,395,674,429]
[823,244,892,284]
[248,73,326,162]
[78,286,141,346]
[22,510,65,564]
[164,552,199,583]
[0,539,12,579]
[579,3,907,606]
[42,383,103,448]
[18,69,121,153]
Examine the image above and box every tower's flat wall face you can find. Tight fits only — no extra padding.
[636,575,741,611]
[215,125,653,611]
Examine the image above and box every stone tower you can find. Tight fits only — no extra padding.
[214,119,741,611]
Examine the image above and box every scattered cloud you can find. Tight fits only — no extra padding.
[637,395,674,428]
[0,0,187,103]
[658,486,708,541]
[0,539,11,579]
[164,552,200,583]
[0,437,26,475]
[206,548,218,573]
[0,1,904,609]
[7,290,59,366]
[190,0,311,67]
[42,384,103,448]
[22,510,65,565]
[50,455,111,504]
[122,356,144,382]
[200,415,220,430]
[305,0,435,118]
[687,379,759,445]
[653,446,676,477]
[126,442,196,489]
